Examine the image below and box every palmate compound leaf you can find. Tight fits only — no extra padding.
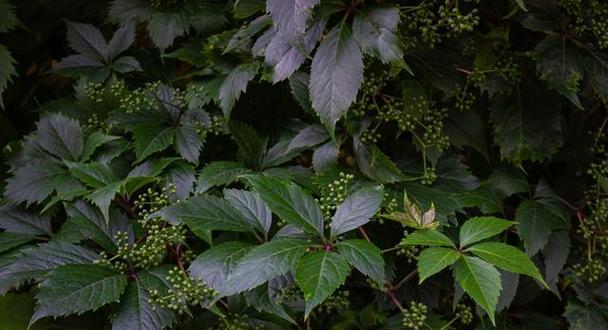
[195,161,251,193]
[466,242,548,288]
[336,239,385,284]
[189,241,253,292]
[32,264,127,324]
[219,62,259,118]
[310,23,363,136]
[416,247,461,283]
[330,185,383,237]
[401,229,455,247]
[37,113,84,161]
[266,0,320,42]
[0,205,52,235]
[295,250,350,318]
[243,174,325,238]
[352,6,403,63]
[221,238,309,296]
[224,189,272,235]
[453,255,501,325]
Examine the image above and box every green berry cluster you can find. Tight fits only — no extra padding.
[274,283,303,304]
[134,185,176,218]
[317,172,354,220]
[360,128,381,144]
[214,314,264,330]
[207,115,226,136]
[438,5,479,36]
[420,166,437,186]
[557,0,608,49]
[83,79,129,106]
[397,245,420,264]
[374,192,398,224]
[376,99,416,132]
[317,290,350,314]
[81,113,111,134]
[421,108,449,150]
[572,259,606,283]
[454,84,476,112]
[402,302,428,330]
[455,303,473,325]
[149,266,216,314]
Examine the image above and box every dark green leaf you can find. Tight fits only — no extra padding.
[189,241,252,291]
[295,250,349,318]
[37,114,84,161]
[219,63,259,117]
[352,7,403,63]
[310,24,363,135]
[195,161,251,193]
[337,239,384,284]
[0,205,52,235]
[224,189,272,234]
[0,232,34,253]
[330,185,383,237]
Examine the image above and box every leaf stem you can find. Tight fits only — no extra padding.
[387,291,405,312]
[393,269,418,291]
[358,226,371,242]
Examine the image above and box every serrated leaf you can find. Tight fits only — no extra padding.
[111,56,142,73]
[417,247,461,283]
[0,205,52,235]
[532,36,584,109]
[189,241,252,291]
[112,269,175,330]
[459,217,513,248]
[0,44,17,109]
[66,21,109,62]
[67,161,120,188]
[5,163,82,205]
[313,140,339,171]
[489,81,563,164]
[515,199,561,256]
[37,114,84,161]
[467,242,547,287]
[289,71,312,112]
[330,185,383,237]
[295,250,349,318]
[488,166,528,198]
[543,230,569,284]
[108,22,135,59]
[0,241,98,295]
[496,270,519,312]
[222,238,308,295]
[0,0,18,33]
[564,301,608,330]
[133,124,175,161]
[353,141,406,183]
[336,239,384,284]
[219,63,258,118]
[244,174,325,238]
[65,200,128,253]
[401,230,455,247]
[453,256,501,325]
[310,23,363,135]
[81,133,120,161]
[0,232,34,253]
[287,124,329,152]
[352,7,403,63]
[86,181,123,224]
[153,195,254,233]
[229,121,267,169]
[33,264,127,322]
[224,189,272,234]
[266,0,320,42]
[195,161,251,193]
[226,15,272,53]
[174,124,203,165]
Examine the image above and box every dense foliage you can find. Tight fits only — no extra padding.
[1,0,608,329]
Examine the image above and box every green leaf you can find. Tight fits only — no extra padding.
[0,292,34,330]
[219,63,258,117]
[65,21,109,62]
[224,189,272,234]
[244,174,325,238]
[86,181,123,223]
[532,36,583,109]
[401,230,455,247]
[289,71,312,112]
[0,241,98,295]
[222,238,308,295]
[228,121,267,169]
[153,195,254,233]
[65,200,127,253]
[296,250,349,318]
[516,199,560,256]
[336,239,385,284]
[0,232,34,253]
[81,133,120,161]
[0,205,52,235]
[189,241,252,291]
[487,166,529,198]
[513,0,527,11]
[112,268,175,330]
[5,163,82,205]
[146,11,189,50]
[330,185,383,237]
[67,161,120,188]
[174,124,204,165]
[0,44,17,109]
[352,7,403,63]
[310,23,363,135]
[417,247,460,283]
[0,0,19,33]
[489,81,563,164]
[467,242,547,287]
[33,264,127,322]
[564,301,608,330]
[543,230,570,284]
[195,161,251,193]
[353,142,406,183]
[266,0,319,42]
[459,217,514,248]
[37,114,84,161]
[133,124,175,161]
[453,256,501,325]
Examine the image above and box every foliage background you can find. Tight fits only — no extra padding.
[0,0,607,329]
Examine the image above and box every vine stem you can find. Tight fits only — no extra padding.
[393,269,418,292]
[387,291,405,312]
[438,316,459,330]
[358,226,372,243]
[382,246,400,254]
